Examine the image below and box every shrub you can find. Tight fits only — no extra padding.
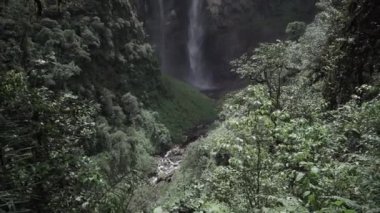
[0,70,98,212]
[286,21,306,41]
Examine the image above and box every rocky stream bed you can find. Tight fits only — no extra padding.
[149,124,210,185]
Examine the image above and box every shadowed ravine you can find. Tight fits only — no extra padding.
[2,0,378,212]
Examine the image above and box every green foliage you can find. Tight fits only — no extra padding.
[158,82,380,212]
[320,0,379,107]
[1,0,162,101]
[286,21,306,41]
[140,110,172,153]
[89,88,174,211]
[155,1,380,211]
[30,52,82,88]
[232,41,290,109]
[152,75,217,143]
[220,85,272,119]
[0,70,99,212]
[0,1,181,211]
[2,0,379,212]
[280,77,327,119]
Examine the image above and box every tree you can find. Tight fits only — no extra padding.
[0,70,98,212]
[232,41,289,109]
[286,21,306,41]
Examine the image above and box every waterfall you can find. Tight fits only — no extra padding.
[187,0,211,89]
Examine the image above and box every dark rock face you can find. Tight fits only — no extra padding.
[139,0,316,88]
[203,0,316,82]
[140,0,190,80]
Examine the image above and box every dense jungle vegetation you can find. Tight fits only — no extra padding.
[0,0,379,212]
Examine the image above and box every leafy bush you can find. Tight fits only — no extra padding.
[232,41,290,109]
[152,75,217,143]
[155,1,380,210]
[286,21,306,41]
[0,70,99,212]
[158,81,380,212]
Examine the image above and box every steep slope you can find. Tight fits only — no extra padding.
[0,0,216,212]
[0,0,161,97]
[154,1,380,212]
[322,0,380,107]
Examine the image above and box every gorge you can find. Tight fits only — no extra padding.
[1,0,379,212]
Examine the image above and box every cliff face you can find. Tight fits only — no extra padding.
[140,0,316,86]
[204,0,316,81]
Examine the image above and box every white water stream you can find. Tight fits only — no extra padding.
[187,0,212,89]
[150,146,185,184]
[149,123,210,185]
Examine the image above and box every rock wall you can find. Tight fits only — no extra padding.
[140,0,316,87]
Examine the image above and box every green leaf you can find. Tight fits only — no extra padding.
[311,166,319,174]
[303,191,311,198]
[333,200,344,206]
[153,207,164,213]
[296,172,305,182]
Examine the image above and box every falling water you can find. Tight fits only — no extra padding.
[187,0,212,89]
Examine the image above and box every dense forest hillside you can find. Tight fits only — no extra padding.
[154,0,380,212]
[0,0,215,212]
[0,0,379,213]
